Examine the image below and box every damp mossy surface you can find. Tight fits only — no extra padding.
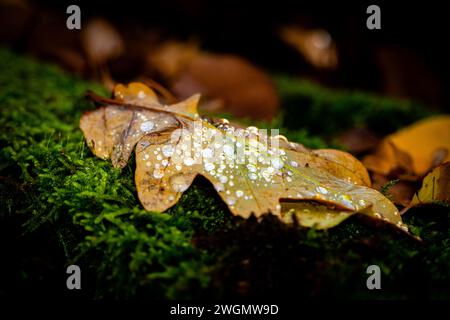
[0,48,448,299]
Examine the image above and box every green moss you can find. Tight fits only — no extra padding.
[0,48,448,299]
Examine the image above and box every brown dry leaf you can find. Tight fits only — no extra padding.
[279,26,338,69]
[80,82,408,231]
[337,127,379,155]
[410,162,450,207]
[363,116,450,179]
[148,41,280,121]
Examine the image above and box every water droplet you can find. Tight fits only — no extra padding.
[215,183,225,192]
[140,121,155,132]
[338,194,354,208]
[223,144,234,156]
[227,197,236,205]
[316,186,328,194]
[153,169,164,179]
[261,167,274,181]
[248,172,257,180]
[236,190,244,198]
[204,163,215,171]
[246,126,259,134]
[202,148,214,158]
[247,164,257,172]
[170,175,189,192]
[249,139,258,147]
[137,90,146,99]
[162,145,174,157]
[219,175,228,184]
[183,157,194,166]
[290,161,298,167]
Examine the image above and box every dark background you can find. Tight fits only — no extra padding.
[10,0,445,109]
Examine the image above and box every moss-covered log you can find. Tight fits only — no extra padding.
[0,48,448,299]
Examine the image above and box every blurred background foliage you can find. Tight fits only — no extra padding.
[0,0,449,299]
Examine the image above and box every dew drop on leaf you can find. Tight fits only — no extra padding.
[140,120,155,132]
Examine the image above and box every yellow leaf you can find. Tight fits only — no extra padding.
[410,162,450,206]
[80,82,408,232]
[363,116,450,178]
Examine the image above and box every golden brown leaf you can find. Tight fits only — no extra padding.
[363,116,450,178]
[148,42,280,121]
[410,162,450,207]
[80,82,408,231]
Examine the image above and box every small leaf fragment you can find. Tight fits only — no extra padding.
[410,162,450,206]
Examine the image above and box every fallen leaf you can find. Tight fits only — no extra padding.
[410,162,450,207]
[81,18,124,66]
[81,82,408,231]
[363,116,450,179]
[148,41,280,121]
[81,17,124,89]
[147,41,199,80]
[337,127,379,155]
[279,26,338,70]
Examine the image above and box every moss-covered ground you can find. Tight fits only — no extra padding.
[0,48,448,299]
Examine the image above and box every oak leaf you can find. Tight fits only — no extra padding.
[80,82,408,231]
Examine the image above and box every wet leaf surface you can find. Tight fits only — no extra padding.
[81,82,408,231]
